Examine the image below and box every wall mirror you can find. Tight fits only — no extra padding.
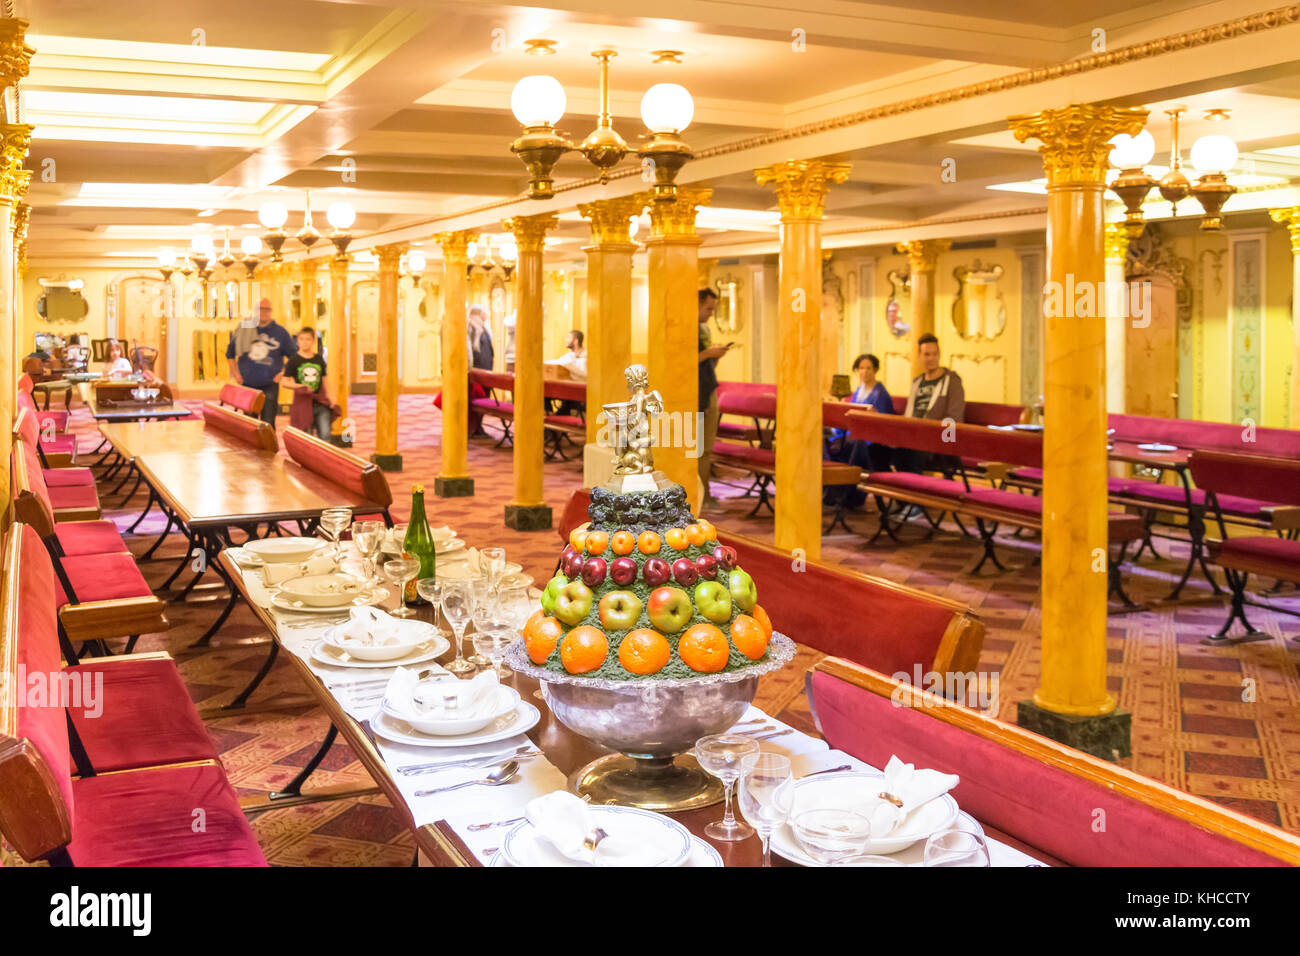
[951,260,1007,341]
[36,279,90,323]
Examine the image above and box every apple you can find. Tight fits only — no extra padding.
[642,557,671,588]
[695,553,718,580]
[646,586,693,634]
[728,569,757,613]
[554,580,595,626]
[672,557,699,587]
[540,574,566,614]
[713,545,737,572]
[610,556,638,587]
[598,590,643,630]
[562,549,585,578]
[581,556,608,588]
[694,580,732,624]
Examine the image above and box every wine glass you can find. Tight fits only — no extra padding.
[473,628,515,678]
[416,577,442,631]
[790,808,873,865]
[467,572,495,667]
[383,558,420,618]
[496,582,533,631]
[923,829,990,867]
[318,507,353,559]
[480,546,506,589]
[738,752,795,867]
[351,520,384,585]
[695,734,760,841]
[440,578,477,674]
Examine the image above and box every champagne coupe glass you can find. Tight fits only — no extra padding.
[738,752,795,867]
[923,829,990,867]
[695,734,760,841]
[415,577,442,631]
[319,507,353,559]
[382,558,420,619]
[440,578,477,674]
[472,628,515,678]
[791,808,873,865]
[351,520,384,585]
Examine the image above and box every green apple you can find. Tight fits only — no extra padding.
[728,569,757,613]
[646,586,693,634]
[541,574,566,615]
[694,580,732,624]
[553,580,595,626]
[598,590,643,630]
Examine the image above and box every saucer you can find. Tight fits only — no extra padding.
[309,634,449,669]
[370,700,540,748]
[271,587,388,614]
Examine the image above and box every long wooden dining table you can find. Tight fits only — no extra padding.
[217,541,1056,868]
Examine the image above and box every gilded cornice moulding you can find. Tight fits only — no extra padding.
[375,242,408,271]
[1269,207,1300,255]
[577,196,645,248]
[641,186,712,241]
[434,229,479,265]
[0,19,34,95]
[1008,104,1148,187]
[1104,223,1132,261]
[328,253,352,277]
[503,213,558,253]
[0,121,31,203]
[755,160,851,220]
[896,238,952,272]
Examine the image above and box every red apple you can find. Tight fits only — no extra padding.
[646,586,693,634]
[642,557,671,588]
[581,556,608,588]
[562,549,585,577]
[714,545,737,571]
[695,553,718,580]
[609,556,638,586]
[672,557,699,587]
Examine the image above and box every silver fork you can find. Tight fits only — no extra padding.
[400,749,543,776]
[397,745,537,775]
[752,728,794,742]
[467,815,525,832]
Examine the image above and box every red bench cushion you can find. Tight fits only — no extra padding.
[42,467,95,488]
[41,435,77,458]
[48,483,100,514]
[1208,536,1300,582]
[472,398,513,414]
[1119,480,1273,519]
[864,471,965,500]
[54,520,129,557]
[218,383,264,415]
[68,659,218,773]
[962,488,1144,542]
[282,428,370,500]
[68,763,265,866]
[809,669,1285,866]
[713,441,775,466]
[544,414,584,429]
[55,552,154,607]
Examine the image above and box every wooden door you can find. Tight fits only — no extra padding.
[350,278,379,394]
[1125,273,1178,417]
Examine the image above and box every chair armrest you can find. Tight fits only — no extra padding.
[1262,506,1300,531]
[979,461,1010,483]
[58,597,169,643]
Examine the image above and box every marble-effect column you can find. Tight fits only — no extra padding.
[434,230,478,497]
[372,243,407,471]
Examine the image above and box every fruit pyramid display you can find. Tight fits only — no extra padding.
[525,484,774,680]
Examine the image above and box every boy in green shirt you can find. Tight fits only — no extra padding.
[283,327,336,439]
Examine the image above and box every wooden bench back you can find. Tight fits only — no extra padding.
[1109,412,1300,459]
[0,523,76,862]
[846,411,1042,468]
[8,432,57,539]
[469,369,515,392]
[201,401,279,452]
[543,378,586,404]
[282,427,393,508]
[217,382,267,416]
[1190,450,1300,508]
[807,657,1300,866]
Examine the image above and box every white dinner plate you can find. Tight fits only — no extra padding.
[245,536,329,564]
[370,700,539,748]
[491,834,721,868]
[500,805,694,868]
[1137,442,1178,453]
[227,547,265,569]
[770,771,960,864]
[309,634,449,669]
[271,587,388,614]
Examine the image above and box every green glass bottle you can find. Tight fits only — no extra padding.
[403,483,435,604]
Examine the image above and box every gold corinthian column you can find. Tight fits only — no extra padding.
[503,214,557,530]
[1269,208,1300,427]
[0,120,31,517]
[896,238,952,379]
[1009,103,1146,760]
[327,254,352,445]
[371,242,407,471]
[578,196,642,487]
[755,160,850,561]
[1103,224,1131,416]
[644,186,712,510]
[434,229,478,497]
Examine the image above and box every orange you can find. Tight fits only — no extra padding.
[584,530,609,555]
[611,531,636,555]
[524,615,563,665]
[569,529,588,552]
[524,608,546,637]
[685,523,707,547]
[618,628,671,675]
[560,625,609,674]
[637,531,661,554]
[751,604,773,640]
[678,623,730,673]
[730,614,770,660]
[697,518,718,542]
[664,527,689,551]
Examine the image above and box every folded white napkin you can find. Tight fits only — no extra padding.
[866,755,960,836]
[524,791,667,867]
[385,666,500,721]
[332,606,408,648]
[262,553,337,586]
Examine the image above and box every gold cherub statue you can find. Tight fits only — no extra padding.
[603,364,663,476]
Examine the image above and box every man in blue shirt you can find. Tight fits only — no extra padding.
[226,298,294,426]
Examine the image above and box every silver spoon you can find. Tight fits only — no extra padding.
[414,761,520,797]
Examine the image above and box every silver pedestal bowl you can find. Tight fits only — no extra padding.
[505,633,795,811]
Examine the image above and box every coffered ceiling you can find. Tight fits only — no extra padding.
[15,0,1300,268]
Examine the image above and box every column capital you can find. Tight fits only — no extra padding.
[14,198,28,273]
[639,186,712,240]
[895,238,951,272]
[754,160,851,220]
[578,196,644,249]
[0,123,32,205]
[375,242,408,271]
[1269,207,1300,255]
[299,256,320,277]
[0,19,34,92]
[503,213,557,253]
[328,254,351,277]
[1009,103,1147,188]
[435,229,479,265]
[1103,222,1131,262]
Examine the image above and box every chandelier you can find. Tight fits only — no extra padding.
[468,234,518,274]
[509,42,695,202]
[258,190,357,260]
[1109,108,1239,235]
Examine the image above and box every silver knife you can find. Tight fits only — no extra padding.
[753,728,794,742]
[396,745,538,775]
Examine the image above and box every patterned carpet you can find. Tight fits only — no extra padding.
[28,391,1300,865]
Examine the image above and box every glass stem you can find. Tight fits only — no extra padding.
[721,779,736,829]
[761,832,771,868]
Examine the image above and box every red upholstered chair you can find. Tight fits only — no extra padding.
[16,389,74,465]
[217,382,266,417]
[0,525,264,866]
[556,488,593,542]
[716,529,983,685]
[282,427,393,525]
[13,408,93,486]
[806,658,1300,866]
[201,400,279,451]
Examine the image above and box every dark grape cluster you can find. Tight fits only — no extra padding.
[588,486,694,533]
